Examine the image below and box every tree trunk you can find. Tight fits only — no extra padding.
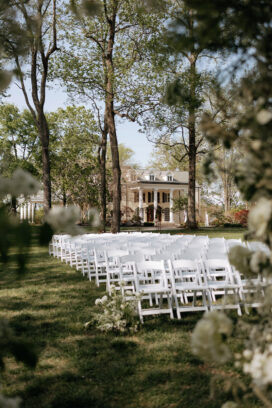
[188,117,197,229]
[62,189,67,206]
[106,103,121,233]
[38,111,51,213]
[11,196,17,216]
[187,56,197,229]
[105,9,121,234]
[98,127,108,232]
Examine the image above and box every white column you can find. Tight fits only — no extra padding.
[23,204,27,220]
[20,206,23,220]
[32,203,35,223]
[139,188,143,221]
[28,202,32,221]
[205,211,209,227]
[170,189,174,223]
[153,188,158,221]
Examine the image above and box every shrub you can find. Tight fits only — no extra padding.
[86,285,141,334]
[34,207,45,224]
[233,209,249,226]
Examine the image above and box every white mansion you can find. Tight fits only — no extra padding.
[120,168,200,225]
[19,168,200,226]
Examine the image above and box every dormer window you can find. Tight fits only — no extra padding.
[167,175,173,182]
[149,174,155,181]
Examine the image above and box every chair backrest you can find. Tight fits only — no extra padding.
[136,260,165,273]
[134,261,168,290]
[169,259,203,286]
[204,259,236,284]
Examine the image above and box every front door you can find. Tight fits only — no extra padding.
[147,205,154,222]
[156,206,162,222]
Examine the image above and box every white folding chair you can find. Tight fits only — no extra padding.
[203,259,242,315]
[134,261,174,323]
[169,259,210,319]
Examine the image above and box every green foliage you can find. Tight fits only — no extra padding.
[48,106,101,212]
[34,207,45,225]
[172,195,188,213]
[0,104,39,177]
[0,1,30,92]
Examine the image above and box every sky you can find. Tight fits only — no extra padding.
[5,81,154,168]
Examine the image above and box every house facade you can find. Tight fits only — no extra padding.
[120,168,200,225]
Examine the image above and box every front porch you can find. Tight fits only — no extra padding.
[132,186,187,225]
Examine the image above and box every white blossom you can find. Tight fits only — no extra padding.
[243,348,272,386]
[221,402,238,408]
[0,394,21,408]
[88,208,100,227]
[0,169,40,198]
[228,245,252,275]
[243,349,253,360]
[248,198,272,239]
[256,109,272,125]
[101,295,108,304]
[45,205,82,236]
[191,311,232,364]
[250,251,268,273]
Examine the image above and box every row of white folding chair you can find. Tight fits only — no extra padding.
[104,257,242,321]
[133,261,174,323]
[130,258,241,322]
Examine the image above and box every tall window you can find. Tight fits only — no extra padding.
[167,175,173,181]
[162,193,170,203]
[149,174,155,181]
[164,208,170,221]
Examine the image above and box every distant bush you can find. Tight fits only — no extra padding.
[34,207,45,224]
[233,209,249,226]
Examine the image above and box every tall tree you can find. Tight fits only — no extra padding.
[139,0,218,228]
[53,0,162,232]
[4,0,58,212]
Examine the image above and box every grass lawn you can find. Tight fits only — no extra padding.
[0,227,259,408]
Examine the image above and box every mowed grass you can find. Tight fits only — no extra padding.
[0,227,259,408]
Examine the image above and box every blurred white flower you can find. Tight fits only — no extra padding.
[251,140,261,151]
[221,402,238,408]
[250,251,268,273]
[256,109,272,125]
[45,205,82,236]
[243,348,272,386]
[88,208,100,227]
[228,245,252,275]
[243,349,253,360]
[95,298,102,305]
[0,169,40,198]
[101,295,108,304]
[248,198,272,239]
[11,169,40,196]
[191,311,232,364]
[0,394,21,408]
